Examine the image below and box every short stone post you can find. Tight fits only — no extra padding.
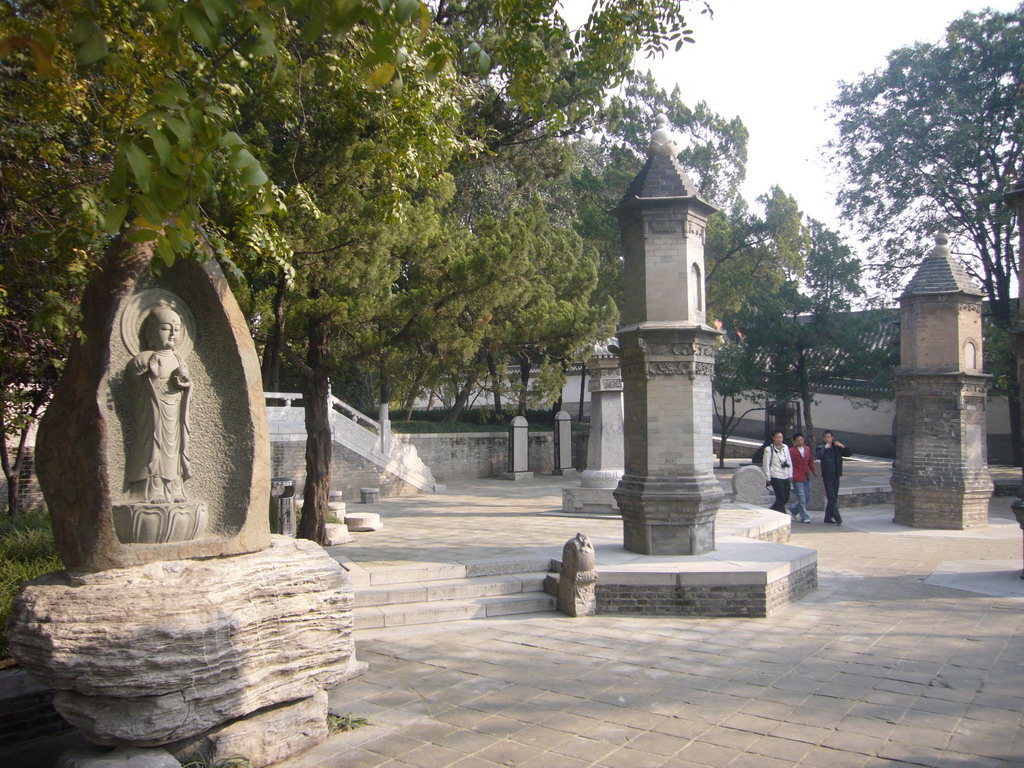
[552,410,574,475]
[891,234,993,528]
[502,415,533,480]
[557,533,597,617]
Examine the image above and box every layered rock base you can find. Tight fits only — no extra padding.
[7,536,364,763]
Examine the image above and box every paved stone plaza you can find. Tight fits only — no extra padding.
[277,467,1024,768]
[4,461,1022,767]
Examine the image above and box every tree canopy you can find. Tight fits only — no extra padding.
[829,3,1023,461]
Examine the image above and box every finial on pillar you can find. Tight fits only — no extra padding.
[934,232,949,248]
[648,113,679,158]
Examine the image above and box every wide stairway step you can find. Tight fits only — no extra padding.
[355,592,556,630]
[350,560,557,630]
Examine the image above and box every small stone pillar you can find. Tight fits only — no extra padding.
[503,415,533,480]
[610,114,724,555]
[561,345,625,514]
[552,411,574,475]
[891,233,993,529]
[557,533,597,617]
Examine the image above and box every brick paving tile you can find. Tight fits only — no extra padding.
[657,759,709,768]
[726,752,794,768]
[675,739,743,766]
[576,720,645,746]
[317,747,396,768]
[468,715,528,739]
[363,734,431,758]
[515,750,592,768]
[508,724,572,751]
[719,712,781,736]
[649,715,711,741]
[447,756,505,768]
[550,735,621,763]
[627,730,691,757]
[874,741,948,767]
[399,744,471,768]
[746,734,812,762]
[888,720,950,753]
[768,721,832,746]
[692,725,760,752]
[598,745,670,768]
[473,739,544,765]
[834,715,898,739]
[434,728,500,755]
[796,745,871,767]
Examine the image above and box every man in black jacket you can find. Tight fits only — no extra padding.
[816,430,852,525]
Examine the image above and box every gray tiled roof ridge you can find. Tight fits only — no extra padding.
[620,152,704,203]
[903,245,984,298]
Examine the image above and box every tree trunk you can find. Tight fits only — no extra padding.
[297,318,331,545]
[518,358,530,414]
[1,408,37,517]
[443,374,476,422]
[801,393,815,450]
[486,353,503,415]
[260,272,287,391]
[1008,385,1021,466]
[577,360,587,422]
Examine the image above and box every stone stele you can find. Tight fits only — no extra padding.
[6,536,364,748]
[34,241,270,572]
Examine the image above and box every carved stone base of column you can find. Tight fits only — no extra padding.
[892,483,992,529]
[614,474,723,555]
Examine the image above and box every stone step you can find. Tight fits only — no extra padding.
[333,556,554,588]
[354,592,557,630]
[355,572,551,608]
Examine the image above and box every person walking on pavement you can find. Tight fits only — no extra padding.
[762,431,793,515]
[816,429,852,525]
[787,433,814,523]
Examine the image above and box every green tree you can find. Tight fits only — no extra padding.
[830,3,1024,462]
[0,0,450,520]
[731,220,896,447]
[712,336,766,468]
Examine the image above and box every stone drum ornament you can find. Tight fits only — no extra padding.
[113,293,207,544]
[557,532,598,617]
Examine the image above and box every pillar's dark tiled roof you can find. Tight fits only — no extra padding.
[620,153,703,202]
[902,234,984,298]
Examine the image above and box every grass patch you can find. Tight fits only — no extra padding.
[327,712,369,733]
[0,509,63,660]
[180,756,252,768]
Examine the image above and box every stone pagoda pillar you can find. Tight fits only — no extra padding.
[561,342,624,515]
[610,115,724,555]
[891,233,993,529]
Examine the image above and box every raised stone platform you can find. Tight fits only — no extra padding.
[332,476,816,622]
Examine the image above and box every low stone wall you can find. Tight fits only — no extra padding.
[397,431,588,483]
[269,430,589,499]
[595,561,817,618]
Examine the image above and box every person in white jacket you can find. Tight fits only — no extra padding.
[762,431,793,514]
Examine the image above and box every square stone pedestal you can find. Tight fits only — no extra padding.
[892,485,992,529]
[615,476,724,556]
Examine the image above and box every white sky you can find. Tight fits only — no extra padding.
[564,0,1021,240]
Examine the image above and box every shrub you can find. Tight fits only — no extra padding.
[0,510,63,659]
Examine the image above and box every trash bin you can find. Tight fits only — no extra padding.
[270,477,296,537]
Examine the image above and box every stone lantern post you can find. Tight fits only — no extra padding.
[610,115,723,555]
